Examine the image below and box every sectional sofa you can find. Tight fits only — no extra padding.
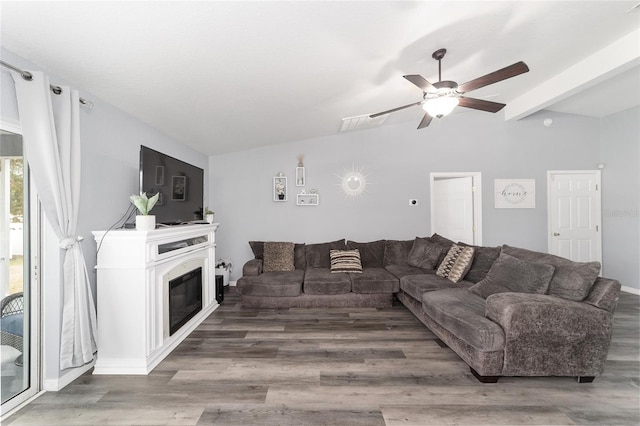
[236,235,621,382]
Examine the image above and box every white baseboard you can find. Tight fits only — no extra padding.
[621,285,640,295]
[229,280,237,287]
[43,359,95,391]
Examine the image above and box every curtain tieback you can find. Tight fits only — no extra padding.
[60,235,84,249]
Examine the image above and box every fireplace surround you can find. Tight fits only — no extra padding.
[92,224,219,374]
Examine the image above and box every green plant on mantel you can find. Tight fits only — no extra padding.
[130,192,159,215]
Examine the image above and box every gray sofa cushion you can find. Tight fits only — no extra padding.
[346,240,385,268]
[350,268,399,294]
[422,288,505,352]
[584,277,621,313]
[304,268,351,294]
[383,239,414,267]
[305,239,346,268]
[468,252,556,299]
[457,243,501,283]
[385,264,431,279]
[249,240,264,259]
[407,237,445,269]
[236,270,304,297]
[400,274,472,302]
[429,233,455,251]
[502,245,601,301]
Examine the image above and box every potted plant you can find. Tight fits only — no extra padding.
[204,208,215,223]
[130,192,160,231]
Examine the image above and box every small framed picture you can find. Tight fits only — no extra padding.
[155,166,165,186]
[171,176,187,201]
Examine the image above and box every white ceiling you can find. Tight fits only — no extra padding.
[1,1,639,155]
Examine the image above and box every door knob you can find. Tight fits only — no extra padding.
[553,232,560,236]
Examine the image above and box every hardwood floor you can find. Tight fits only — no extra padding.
[5,288,639,425]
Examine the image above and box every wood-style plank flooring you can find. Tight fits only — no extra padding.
[5,288,640,425]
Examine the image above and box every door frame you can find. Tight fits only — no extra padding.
[430,172,483,245]
[0,118,42,419]
[546,170,602,266]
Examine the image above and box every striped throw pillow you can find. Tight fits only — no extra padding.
[436,244,475,283]
[330,249,363,273]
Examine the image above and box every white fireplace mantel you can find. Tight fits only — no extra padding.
[92,223,219,375]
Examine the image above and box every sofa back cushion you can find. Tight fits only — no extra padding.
[383,239,414,266]
[502,245,601,301]
[457,243,501,283]
[430,233,455,249]
[263,241,295,272]
[407,237,446,270]
[468,252,555,298]
[305,239,346,268]
[250,241,306,269]
[346,240,385,268]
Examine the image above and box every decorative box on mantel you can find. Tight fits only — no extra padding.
[92,223,219,375]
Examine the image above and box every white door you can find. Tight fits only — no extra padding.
[432,176,475,244]
[547,171,601,264]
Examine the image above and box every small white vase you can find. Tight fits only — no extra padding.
[135,215,156,231]
[205,213,214,223]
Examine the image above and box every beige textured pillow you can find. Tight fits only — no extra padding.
[263,241,295,272]
[436,244,475,283]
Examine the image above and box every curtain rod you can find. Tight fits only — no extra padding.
[0,60,93,110]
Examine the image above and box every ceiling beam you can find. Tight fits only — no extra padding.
[505,28,640,121]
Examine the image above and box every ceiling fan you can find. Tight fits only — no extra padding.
[370,48,529,129]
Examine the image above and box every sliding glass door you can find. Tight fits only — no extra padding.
[1,128,39,415]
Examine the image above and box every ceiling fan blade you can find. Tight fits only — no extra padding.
[403,74,435,92]
[369,101,422,118]
[457,61,529,93]
[417,113,433,129]
[458,97,506,113]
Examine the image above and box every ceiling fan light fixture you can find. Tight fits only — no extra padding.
[422,96,459,118]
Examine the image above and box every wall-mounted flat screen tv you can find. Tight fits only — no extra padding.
[139,145,204,225]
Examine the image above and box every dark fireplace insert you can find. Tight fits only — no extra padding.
[169,267,203,336]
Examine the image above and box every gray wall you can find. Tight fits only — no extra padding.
[211,109,609,282]
[600,106,640,292]
[1,47,209,384]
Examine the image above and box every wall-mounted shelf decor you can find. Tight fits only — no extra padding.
[296,190,319,206]
[295,167,305,187]
[273,176,287,201]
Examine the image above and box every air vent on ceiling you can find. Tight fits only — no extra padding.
[340,114,388,132]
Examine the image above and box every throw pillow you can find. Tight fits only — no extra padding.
[263,241,295,272]
[407,237,445,269]
[330,249,363,273]
[502,245,601,301]
[436,244,475,283]
[468,252,556,299]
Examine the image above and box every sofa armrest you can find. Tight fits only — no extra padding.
[485,292,614,377]
[242,259,263,276]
